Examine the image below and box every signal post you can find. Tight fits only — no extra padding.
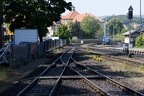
[128,5,133,48]
[124,5,133,56]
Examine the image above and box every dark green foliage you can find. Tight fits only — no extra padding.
[67,21,81,39]
[80,15,101,39]
[3,0,72,41]
[106,18,124,36]
[97,27,104,38]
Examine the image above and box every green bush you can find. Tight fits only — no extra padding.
[135,34,144,48]
[54,24,71,44]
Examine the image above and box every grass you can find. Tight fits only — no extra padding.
[104,59,144,77]
[0,71,7,81]
[95,55,143,74]
[0,66,34,94]
[76,52,144,88]
[92,55,97,60]
[0,67,13,80]
[140,66,144,70]
[0,67,16,93]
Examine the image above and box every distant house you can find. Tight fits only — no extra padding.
[46,21,61,38]
[61,6,80,24]
[61,6,105,26]
[122,30,142,47]
[133,24,140,29]
[47,6,105,37]
[123,24,128,30]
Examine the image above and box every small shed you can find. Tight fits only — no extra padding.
[122,30,141,48]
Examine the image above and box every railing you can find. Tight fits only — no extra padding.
[8,39,66,68]
[0,44,9,64]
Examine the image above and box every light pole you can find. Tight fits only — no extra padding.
[104,22,106,38]
[113,21,114,41]
[112,15,115,41]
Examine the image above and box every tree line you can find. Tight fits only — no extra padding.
[55,15,126,41]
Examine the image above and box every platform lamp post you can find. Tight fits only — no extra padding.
[0,0,4,48]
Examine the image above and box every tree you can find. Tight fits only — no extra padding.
[135,34,144,48]
[106,18,124,37]
[117,28,127,41]
[67,20,81,39]
[80,15,101,39]
[54,24,71,44]
[3,0,72,41]
[97,27,104,38]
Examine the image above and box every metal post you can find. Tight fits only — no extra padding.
[113,22,114,41]
[81,29,83,44]
[112,15,115,41]
[0,0,3,48]
[104,23,106,38]
[128,5,133,48]
[129,19,131,48]
[0,24,3,48]
[140,0,142,29]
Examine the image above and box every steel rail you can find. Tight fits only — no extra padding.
[70,57,144,96]
[60,46,76,65]
[103,55,144,66]
[66,65,111,96]
[16,48,70,96]
[49,66,67,96]
[49,46,77,95]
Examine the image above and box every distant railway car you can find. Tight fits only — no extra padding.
[102,37,111,45]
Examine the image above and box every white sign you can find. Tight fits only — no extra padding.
[14,29,38,44]
[124,37,129,43]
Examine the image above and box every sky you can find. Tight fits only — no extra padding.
[63,0,143,17]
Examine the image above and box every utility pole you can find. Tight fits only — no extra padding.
[112,14,115,41]
[103,16,107,38]
[113,21,114,41]
[0,0,3,48]
[140,0,142,30]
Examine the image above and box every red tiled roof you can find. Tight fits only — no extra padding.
[61,11,80,20]
[61,11,105,23]
[72,13,105,23]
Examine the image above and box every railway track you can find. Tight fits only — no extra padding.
[80,46,144,67]
[10,45,144,96]
[16,46,76,96]
[67,58,144,96]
